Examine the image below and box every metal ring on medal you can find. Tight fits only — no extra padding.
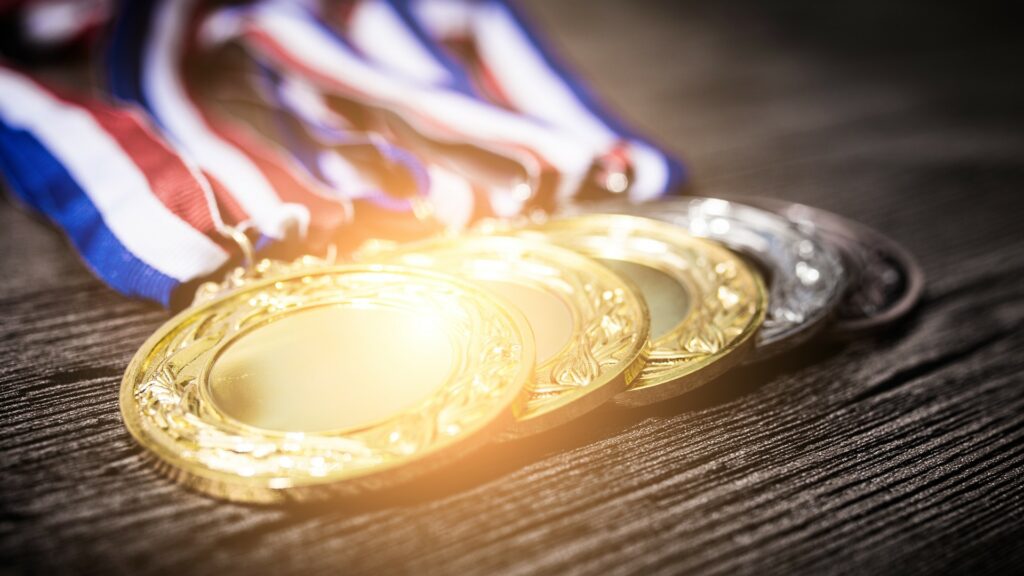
[367,235,651,437]
[518,214,767,406]
[570,197,846,360]
[741,198,925,336]
[120,263,534,502]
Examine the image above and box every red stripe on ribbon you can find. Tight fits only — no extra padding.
[83,104,221,236]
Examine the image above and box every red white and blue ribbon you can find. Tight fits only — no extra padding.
[255,63,481,228]
[0,65,230,307]
[105,0,351,244]
[201,0,600,216]
[353,0,687,202]
[342,0,477,96]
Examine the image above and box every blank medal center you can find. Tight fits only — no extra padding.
[480,280,573,364]
[599,259,691,338]
[208,305,453,433]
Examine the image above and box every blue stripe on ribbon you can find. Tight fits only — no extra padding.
[0,118,179,306]
[105,0,156,116]
[387,0,479,96]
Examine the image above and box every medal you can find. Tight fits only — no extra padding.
[567,197,846,360]
[743,199,924,336]
[122,261,534,502]
[516,214,767,406]
[364,235,650,436]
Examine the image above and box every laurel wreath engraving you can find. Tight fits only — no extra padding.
[533,264,641,407]
[639,249,761,382]
[129,265,527,485]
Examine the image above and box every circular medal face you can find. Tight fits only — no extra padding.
[569,197,846,360]
[372,236,650,437]
[120,265,534,502]
[743,198,924,336]
[519,214,767,406]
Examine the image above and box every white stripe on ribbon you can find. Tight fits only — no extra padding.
[411,0,473,39]
[471,2,615,145]
[0,68,228,282]
[348,0,455,87]
[144,0,309,239]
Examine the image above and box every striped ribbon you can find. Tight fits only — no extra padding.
[349,0,688,202]
[255,63,482,228]
[0,65,230,307]
[0,0,688,307]
[202,0,601,217]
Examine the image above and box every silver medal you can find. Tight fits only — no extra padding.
[564,197,847,360]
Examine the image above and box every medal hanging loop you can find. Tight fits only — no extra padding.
[221,224,256,272]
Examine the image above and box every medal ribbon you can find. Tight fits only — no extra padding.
[255,63,482,228]
[201,0,600,215]
[350,0,688,201]
[105,0,351,245]
[0,65,230,307]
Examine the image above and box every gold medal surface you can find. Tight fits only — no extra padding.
[518,214,767,406]
[120,262,534,502]
[368,235,650,437]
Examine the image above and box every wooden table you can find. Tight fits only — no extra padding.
[2,1,1023,573]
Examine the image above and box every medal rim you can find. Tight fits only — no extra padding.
[366,234,652,437]
[119,263,536,502]
[741,198,925,336]
[520,214,768,406]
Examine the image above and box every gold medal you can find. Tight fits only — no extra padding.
[517,214,767,406]
[366,235,650,437]
[120,259,534,502]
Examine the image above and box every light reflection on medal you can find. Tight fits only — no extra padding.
[120,263,534,503]
[517,214,767,406]
[366,235,651,436]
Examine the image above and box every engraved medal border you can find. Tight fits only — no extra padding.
[518,214,768,406]
[120,262,535,503]
[366,235,651,437]
[568,197,846,360]
[741,198,925,336]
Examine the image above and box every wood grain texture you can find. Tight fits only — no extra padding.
[2,0,1023,574]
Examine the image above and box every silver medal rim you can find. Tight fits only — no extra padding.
[739,197,925,336]
[562,196,846,360]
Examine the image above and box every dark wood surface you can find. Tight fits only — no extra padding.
[3,1,1024,574]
